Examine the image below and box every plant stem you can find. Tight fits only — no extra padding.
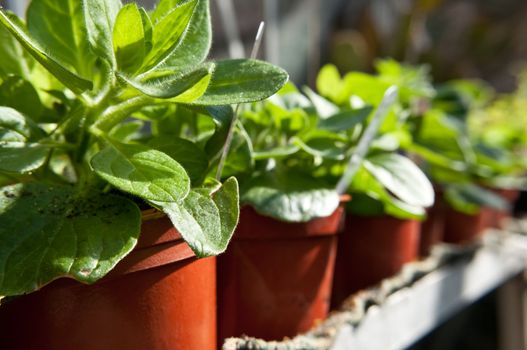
[90,96,153,133]
[335,86,399,195]
[215,22,266,181]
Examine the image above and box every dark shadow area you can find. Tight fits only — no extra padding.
[407,289,498,350]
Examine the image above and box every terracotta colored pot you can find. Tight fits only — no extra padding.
[331,215,420,307]
[487,189,520,229]
[442,207,488,244]
[419,198,446,257]
[0,215,216,350]
[218,205,345,342]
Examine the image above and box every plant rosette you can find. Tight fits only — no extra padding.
[314,62,435,220]
[312,63,436,300]
[0,0,288,298]
[405,80,515,243]
[215,84,350,341]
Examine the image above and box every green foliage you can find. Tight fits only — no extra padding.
[0,183,141,296]
[0,0,287,296]
[221,79,433,221]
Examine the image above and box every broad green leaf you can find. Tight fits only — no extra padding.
[303,86,339,119]
[156,0,211,72]
[121,63,213,99]
[142,0,198,71]
[113,3,145,73]
[210,177,239,248]
[0,107,44,142]
[0,142,50,173]
[192,59,289,105]
[83,0,122,66]
[444,184,508,214]
[316,64,352,105]
[364,153,434,207]
[384,198,426,219]
[0,183,140,296]
[348,166,425,219]
[253,145,300,160]
[139,8,153,53]
[0,76,43,121]
[0,18,31,79]
[293,136,346,160]
[152,177,239,257]
[241,170,340,222]
[108,120,144,142]
[27,0,94,77]
[318,107,372,132]
[90,142,190,202]
[0,10,93,93]
[151,0,187,21]
[148,136,208,185]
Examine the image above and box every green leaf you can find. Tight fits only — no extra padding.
[316,64,344,103]
[221,128,254,178]
[139,8,153,53]
[318,107,372,132]
[27,0,94,77]
[83,0,122,66]
[253,145,300,160]
[192,59,289,106]
[303,86,339,119]
[90,142,190,202]
[0,142,50,173]
[348,166,425,219]
[113,3,145,73]
[108,120,144,142]
[0,107,44,142]
[121,63,213,99]
[241,170,340,222]
[364,153,434,207]
[152,177,239,257]
[142,0,198,71]
[0,183,140,296]
[148,136,208,185]
[0,76,43,121]
[444,184,509,214]
[0,17,31,79]
[0,10,93,93]
[155,0,211,72]
[293,136,346,160]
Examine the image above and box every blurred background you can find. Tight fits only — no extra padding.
[3,0,526,348]
[4,0,527,90]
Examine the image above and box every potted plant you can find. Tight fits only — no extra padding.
[0,0,287,348]
[467,73,527,227]
[212,83,349,341]
[314,61,435,305]
[406,79,511,246]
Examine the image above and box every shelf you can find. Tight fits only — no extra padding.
[223,232,527,350]
[330,232,527,350]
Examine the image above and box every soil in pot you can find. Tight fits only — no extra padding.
[442,207,488,244]
[0,216,217,350]
[331,215,420,308]
[217,205,345,342]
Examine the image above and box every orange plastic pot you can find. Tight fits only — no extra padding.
[419,198,445,257]
[0,215,216,350]
[486,189,520,229]
[218,205,345,342]
[332,215,420,307]
[442,207,488,244]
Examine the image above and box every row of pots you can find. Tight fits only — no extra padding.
[0,191,518,349]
